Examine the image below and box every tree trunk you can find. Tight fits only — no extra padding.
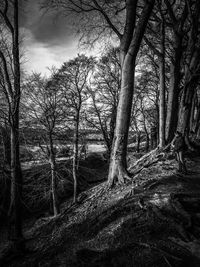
[194,104,200,135]
[177,1,200,136]
[109,105,117,154]
[177,53,200,135]
[159,18,166,147]
[0,125,11,217]
[108,57,135,185]
[177,84,196,135]
[8,0,23,245]
[108,0,155,186]
[73,110,80,203]
[1,124,11,166]
[49,134,59,216]
[189,92,197,133]
[165,36,182,142]
[150,126,157,149]
[145,128,149,153]
[9,124,23,241]
[136,131,141,153]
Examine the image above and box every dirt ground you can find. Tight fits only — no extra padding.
[1,153,200,267]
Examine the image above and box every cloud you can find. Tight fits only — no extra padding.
[22,27,78,75]
[19,0,79,74]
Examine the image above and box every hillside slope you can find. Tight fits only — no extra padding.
[1,155,200,267]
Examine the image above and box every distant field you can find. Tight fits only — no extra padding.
[20,142,107,170]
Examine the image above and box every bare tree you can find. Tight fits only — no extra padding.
[0,0,23,245]
[58,55,95,203]
[87,47,120,155]
[177,0,200,139]
[23,72,65,216]
[42,0,155,186]
[164,0,188,142]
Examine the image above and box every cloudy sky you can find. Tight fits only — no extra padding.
[20,0,80,75]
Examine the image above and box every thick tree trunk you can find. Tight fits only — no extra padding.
[177,84,196,135]
[159,19,166,147]
[177,1,200,137]
[109,105,117,154]
[108,57,135,185]
[108,0,155,186]
[165,36,182,142]
[177,55,200,135]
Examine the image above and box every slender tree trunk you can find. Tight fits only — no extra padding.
[0,125,11,217]
[189,93,197,132]
[9,123,23,241]
[144,125,149,153]
[1,124,11,166]
[49,134,59,216]
[150,126,157,149]
[136,131,141,153]
[72,109,80,203]
[159,18,166,147]
[8,0,23,245]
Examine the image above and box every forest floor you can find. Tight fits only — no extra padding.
[1,152,200,266]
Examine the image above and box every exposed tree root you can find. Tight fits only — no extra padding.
[128,145,171,176]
